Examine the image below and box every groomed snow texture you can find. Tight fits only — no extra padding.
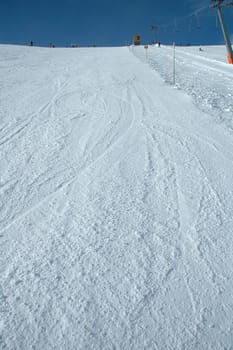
[1,44,233,349]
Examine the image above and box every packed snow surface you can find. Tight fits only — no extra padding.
[1,44,233,349]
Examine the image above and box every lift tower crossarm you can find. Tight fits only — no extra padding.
[210,0,233,8]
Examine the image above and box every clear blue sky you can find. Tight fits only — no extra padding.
[0,0,233,47]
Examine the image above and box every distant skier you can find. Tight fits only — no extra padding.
[29,41,33,47]
[199,47,203,52]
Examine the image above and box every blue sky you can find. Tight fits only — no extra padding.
[0,0,233,47]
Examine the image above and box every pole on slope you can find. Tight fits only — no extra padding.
[210,0,233,64]
[173,42,176,85]
[144,45,149,59]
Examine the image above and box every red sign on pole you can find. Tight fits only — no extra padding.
[144,45,148,49]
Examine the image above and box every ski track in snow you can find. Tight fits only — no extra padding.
[0,88,135,234]
[1,45,233,349]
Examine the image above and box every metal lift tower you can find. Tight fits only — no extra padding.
[210,0,233,64]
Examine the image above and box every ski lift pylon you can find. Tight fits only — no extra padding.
[195,12,201,29]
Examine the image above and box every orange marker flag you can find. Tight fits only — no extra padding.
[227,54,233,64]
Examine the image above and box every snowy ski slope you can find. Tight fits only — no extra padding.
[0,44,233,349]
